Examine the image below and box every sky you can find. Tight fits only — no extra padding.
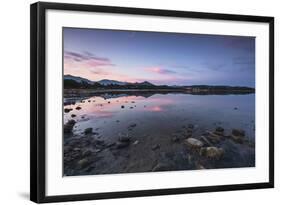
[64,28,255,87]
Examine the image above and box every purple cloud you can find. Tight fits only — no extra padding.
[64,50,115,67]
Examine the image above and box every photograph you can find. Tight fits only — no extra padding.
[63,27,256,176]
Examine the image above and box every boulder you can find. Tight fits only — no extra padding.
[184,138,203,150]
[200,146,224,160]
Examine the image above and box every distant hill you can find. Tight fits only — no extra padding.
[98,79,128,86]
[64,74,95,85]
[63,75,255,94]
[63,75,156,89]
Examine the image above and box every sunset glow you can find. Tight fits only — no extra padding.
[64,28,255,86]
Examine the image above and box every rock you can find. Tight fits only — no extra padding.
[231,129,245,143]
[215,127,224,135]
[64,120,76,133]
[108,101,110,104]
[133,140,139,145]
[71,114,76,118]
[207,131,222,142]
[116,141,130,149]
[106,142,116,148]
[73,147,81,152]
[64,145,72,153]
[231,135,244,143]
[172,135,180,142]
[128,123,137,130]
[64,108,73,113]
[234,107,238,110]
[77,158,90,168]
[95,139,104,145]
[121,105,125,109]
[200,146,224,160]
[75,106,82,110]
[232,129,245,136]
[184,138,203,150]
[129,123,136,128]
[84,127,93,134]
[199,136,212,146]
[152,163,170,172]
[130,107,133,109]
[131,101,135,103]
[152,144,160,150]
[82,149,92,157]
[119,134,131,142]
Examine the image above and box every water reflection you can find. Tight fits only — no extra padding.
[64,93,255,141]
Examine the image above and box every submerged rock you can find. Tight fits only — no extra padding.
[84,127,93,135]
[152,144,160,150]
[116,141,130,149]
[172,135,180,142]
[82,149,92,157]
[232,129,245,136]
[77,158,91,168]
[119,134,131,142]
[207,131,222,143]
[184,138,203,150]
[64,120,76,133]
[231,129,245,143]
[64,108,73,113]
[215,127,224,136]
[200,146,224,160]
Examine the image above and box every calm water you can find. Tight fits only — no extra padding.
[64,93,255,142]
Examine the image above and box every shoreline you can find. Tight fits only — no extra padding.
[64,88,255,97]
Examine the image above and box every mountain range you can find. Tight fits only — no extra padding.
[63,75,255,94]
[64,74,155,86]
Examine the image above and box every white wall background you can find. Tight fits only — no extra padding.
[0,0,279,204]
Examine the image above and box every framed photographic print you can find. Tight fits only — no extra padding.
[30,2,274,203]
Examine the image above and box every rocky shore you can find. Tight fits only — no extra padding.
[64,120,255,176]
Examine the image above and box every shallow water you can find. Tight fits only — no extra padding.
[64,93,255,142]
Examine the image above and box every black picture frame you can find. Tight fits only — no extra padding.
[30,2,274,203]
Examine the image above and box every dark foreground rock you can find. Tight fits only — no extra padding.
[64,120,76,133]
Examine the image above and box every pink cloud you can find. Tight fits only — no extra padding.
[144,67,176,75]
